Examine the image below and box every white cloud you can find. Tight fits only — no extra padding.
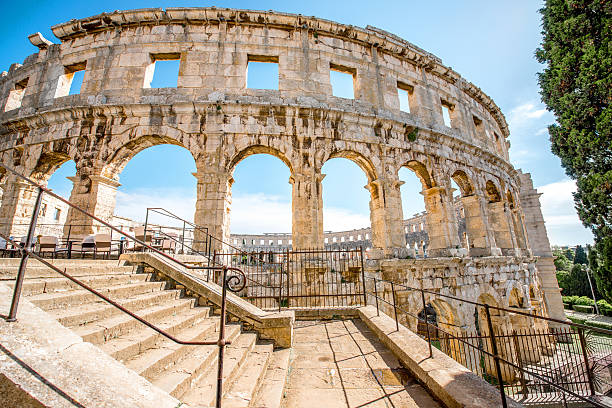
[507,102,552,132]
[536,179,593,245]
[114,188,196,226]
[115,189,371,234]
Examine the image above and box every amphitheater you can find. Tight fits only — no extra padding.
[0,7,581,408]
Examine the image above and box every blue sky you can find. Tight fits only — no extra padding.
[2,1,593,245]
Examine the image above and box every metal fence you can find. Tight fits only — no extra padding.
[368,277,612,408]
[213,248,366,311]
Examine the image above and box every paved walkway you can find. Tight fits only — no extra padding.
[282,319,441,408]
[565,309,612,325]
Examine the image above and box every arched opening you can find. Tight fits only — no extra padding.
[399,166,427,257]
[114,144,197,224]
[99,144,197,254]
[485,180,514,253]
[476,293,517,382]
[230,153,292,240]
[321,157,371,251]
[25,159,75,240]
[451,170,493,256]
[506,190,527,250]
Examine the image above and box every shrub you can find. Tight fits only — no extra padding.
[563,295,580,305]
[597,299,612,315]
[573,304,594,313]
[574,296,595,306]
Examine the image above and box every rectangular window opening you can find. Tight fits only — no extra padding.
[144,54,180,89]
[247,55,279,90]
[330,63,355,99]
[55,62,86,98]
[397,82,413,113]
[4,78,29,111]
[473,115,486,138]
[441,101,453,127]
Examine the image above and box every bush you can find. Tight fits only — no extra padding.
[573,304,594,313]
[574,296,595,306]
[563,295,580,305]
[597,299,612,316]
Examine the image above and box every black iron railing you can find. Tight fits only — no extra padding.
[365,276,612,408]
[0,163,247,408]
[214,247,366,311]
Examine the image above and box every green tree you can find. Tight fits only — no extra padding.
[574,245,588,265]
[553,249,573,272]
[536,0,612,301]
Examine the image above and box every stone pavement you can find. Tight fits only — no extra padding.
[282,319,441,408]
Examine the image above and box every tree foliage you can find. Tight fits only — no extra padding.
[536,0,612,301]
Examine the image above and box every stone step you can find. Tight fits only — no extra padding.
[222,344,274,408]
[19,273,151,296]
[179,332,258,406]
[100,305,213,362]
[151,333,257,406]
[0,263,137,279]
[73,298,197,345]
[250,348,292,408]
[27,281,168,310]
[127,321,242,382]
[53,288,183,327]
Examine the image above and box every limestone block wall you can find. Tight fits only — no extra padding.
[0,7,561,323]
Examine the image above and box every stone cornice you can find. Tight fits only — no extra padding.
[0,101,520,186]
[3,7,508,139]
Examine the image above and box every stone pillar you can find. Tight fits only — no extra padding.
[511,207,529,251]
[366,178,407,258]
[461,194,499,257]
[486,200,516,255]
[421,186,461,257]
[290,171,324,250]
[518,171,567,328]
[193,170,232,252]
[63,174,121,238]
[0,175,41,238]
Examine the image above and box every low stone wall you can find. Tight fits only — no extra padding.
[358,305,523,408]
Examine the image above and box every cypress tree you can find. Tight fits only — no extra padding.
[536,0,612,301]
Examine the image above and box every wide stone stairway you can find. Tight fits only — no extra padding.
[0,257,456,408]
[1,259,290,408]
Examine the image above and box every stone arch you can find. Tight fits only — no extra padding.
[506,284,526,308]
[326,150,377,182]
[101,134,191,180]
[227,145,295,175]
[403,160,434,189]
[451,170,475,196]
[484,180,502,202]
[29,151,73,183]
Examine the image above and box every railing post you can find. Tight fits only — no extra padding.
[421,289,433,358]
[7,186,44,321]
[278,261,284,312]
[373,277,379,316]
[484,304,508,408]
[391,281,399,332]
[577,328,596,395]
[286,248,290,308]
[143,209,149,253]
[360,246,367,306]
[215,266,229,408]
[181,220,186,255]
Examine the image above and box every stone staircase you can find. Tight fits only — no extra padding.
[3,259,290,408]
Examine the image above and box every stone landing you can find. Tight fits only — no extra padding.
[282,319,441,408]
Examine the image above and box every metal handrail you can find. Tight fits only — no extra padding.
[364,275,612,408]
[0,163,247,408]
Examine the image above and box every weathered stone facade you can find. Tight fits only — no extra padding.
[0,8,564,330]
